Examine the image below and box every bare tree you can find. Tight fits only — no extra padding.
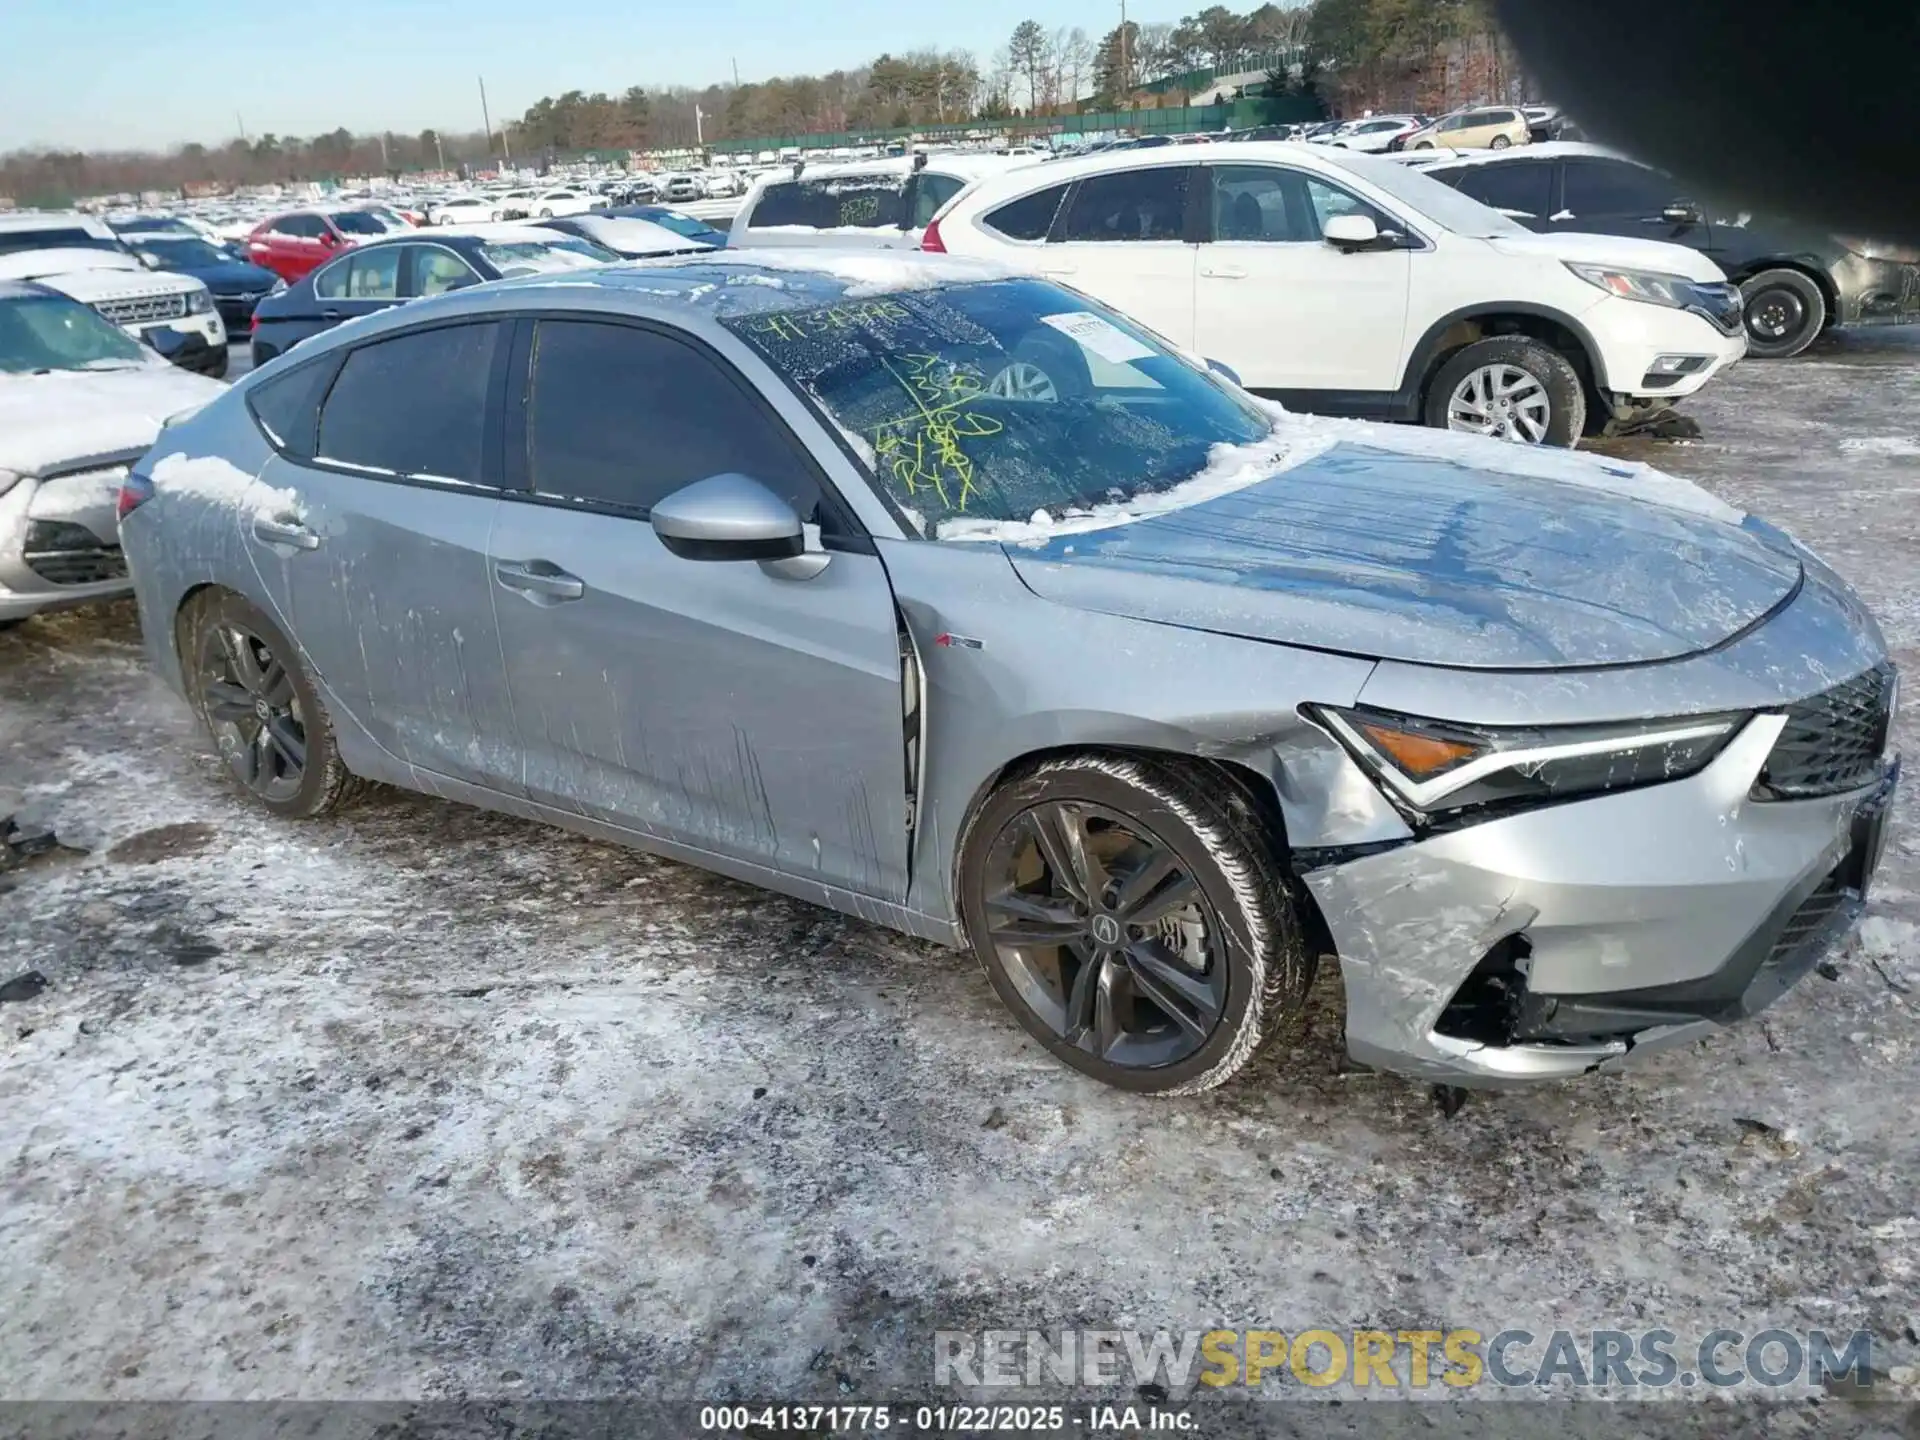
[1060,27,1094,109]
[1007,19,1053,114]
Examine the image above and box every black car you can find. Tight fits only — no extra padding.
[1423,143,1920,357]
[118,231,283,335]
[248,229,616,367]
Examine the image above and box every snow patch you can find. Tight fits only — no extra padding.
[150,450,289,510]
[939,423,1341,544]
[1839,436,1920,458]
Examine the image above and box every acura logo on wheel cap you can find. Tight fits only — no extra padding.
[1090,914,1123,947]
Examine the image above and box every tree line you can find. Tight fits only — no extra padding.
[2,0,1520,203]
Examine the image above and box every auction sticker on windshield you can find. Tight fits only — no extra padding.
[1039,311,1156,364]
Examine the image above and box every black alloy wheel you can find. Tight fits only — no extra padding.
[183,590,363,818]
[980,799,1227,1070]
[959,753,1311,1094]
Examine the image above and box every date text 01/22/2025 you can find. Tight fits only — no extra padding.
[697,1404,1194,1432]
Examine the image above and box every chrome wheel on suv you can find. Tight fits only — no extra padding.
[1446,363,1552,443]
[1425,335,1587,447]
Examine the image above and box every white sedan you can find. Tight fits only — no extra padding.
[432,196,499,225]
[531,187,602,218]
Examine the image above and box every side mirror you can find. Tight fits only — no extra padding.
[1205,357,1243,386]
[649,473,828,581]
[145,326,210,362]
[1323,213,1383,251]
[1662,200,1703,226]
[318,232,339,248]
[135,251,161,269]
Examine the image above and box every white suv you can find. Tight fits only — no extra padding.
[0,213,226,375]
[925,143,1747,445]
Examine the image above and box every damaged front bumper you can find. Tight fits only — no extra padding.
[1301,713,1899,1087]
[0,464,135,622]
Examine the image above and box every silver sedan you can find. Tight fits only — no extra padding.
[118,252,1900,1093]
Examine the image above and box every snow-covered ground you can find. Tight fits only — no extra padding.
[1,330,1917,1423]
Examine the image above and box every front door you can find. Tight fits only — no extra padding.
[1192,162,1412,394]
[246,319,523,793]
[1041,164,1199,350]
[489,317,912,901]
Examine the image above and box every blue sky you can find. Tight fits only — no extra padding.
[3,0,1127,152]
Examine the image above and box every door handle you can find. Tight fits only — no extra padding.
[320,309,342,319]
[494,561,584,602]
[1201,264,1248,279]
[252,514,320,550]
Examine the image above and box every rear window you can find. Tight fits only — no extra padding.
[750,175,907,231]
[984,185,1068,241]
[329,212,388,237]
[247,357,335,458]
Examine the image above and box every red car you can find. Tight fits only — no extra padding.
[243,210,391,282]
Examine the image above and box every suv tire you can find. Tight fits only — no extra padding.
[1425,335,1585,447]
[1740,268,1827,359]
[957,753,1312,1095]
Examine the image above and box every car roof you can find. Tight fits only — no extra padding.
[356,223,566,247]
[0,210,113,236]
[1423,141,1632,169]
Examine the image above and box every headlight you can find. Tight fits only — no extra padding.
[1312,705,1744,817]
[186,288,214,314]
[1837,235,1920,264]
[1565,262,1696,309]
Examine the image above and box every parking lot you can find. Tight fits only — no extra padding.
[1,327,1917,1414]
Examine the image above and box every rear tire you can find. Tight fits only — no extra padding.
[1490,135,1512,150]
[1740,267,1826,358]
[1425,335,1585,447]
[957,753,1312,1095]
[181,591,364,819]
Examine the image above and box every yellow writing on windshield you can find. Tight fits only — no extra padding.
[870,354,1003,513]
[746,300,911,345]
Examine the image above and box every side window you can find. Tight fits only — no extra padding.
[347,246,401,300]
[525,320,824,523]
[316,322,500,484]
[280,215,324,239]
[983,184,1068,241]
[1208,166,1311,242]
[413,247,478,296]
[1437,115,1465,133]
[312,256,351,300]
[1453,161,1554,218]
[1562,160,1672,216]
[1302,177,1392,238]
[1059,167,1191,242]
[910,173,966,228]
[246,358,335,459]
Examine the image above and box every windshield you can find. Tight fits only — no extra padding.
[0,292,149,373]
[328,211,388,236]
[1314,148,1527,238]
[131,236,230,269]
[633,209,725,242]
[723,278,1269,537]
[477,237,617,275]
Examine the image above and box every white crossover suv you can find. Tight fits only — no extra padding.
[924,143,1747,445]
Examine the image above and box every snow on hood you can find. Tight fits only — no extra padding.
[0,366,226,476]
[1490,229,1729,283]
[940,404,1741,546]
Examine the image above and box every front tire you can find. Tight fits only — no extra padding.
[957,753,1311,1095]
[1740,267,1827,358]
[181,591,363,819]
[1425,335,1585,446]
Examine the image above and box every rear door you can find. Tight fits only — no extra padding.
[248,319,524,793]
[488,316,912,901]
[304,246,403,341]
[1191,161,1411,393]
[1043,164,1199,349]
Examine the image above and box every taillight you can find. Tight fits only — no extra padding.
[920,216,946,253]
[117,472,154,521]
[250,313,259,332]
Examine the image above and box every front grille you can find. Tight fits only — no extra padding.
[93,291,189,326]
[1767,874,1848,963]
[1685,281,1744,335]
[21,520,127,587]
[1754,663,1896,799]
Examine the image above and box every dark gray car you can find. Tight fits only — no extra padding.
[119,252,1900,1094]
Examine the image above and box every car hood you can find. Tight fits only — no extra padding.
[1486,229,1729,283]
[186,259,280,292]
[0,366,227,476]
[1002,438,1803,670]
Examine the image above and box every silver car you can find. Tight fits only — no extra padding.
[119,253,1900,1094]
